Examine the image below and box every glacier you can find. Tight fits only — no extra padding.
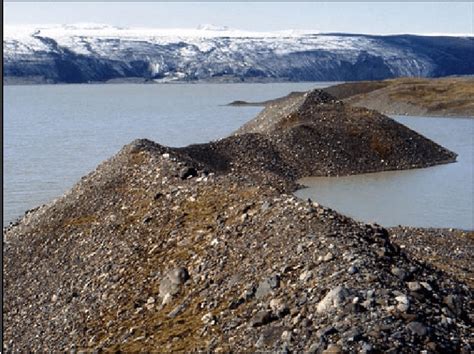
[4,24,474,83]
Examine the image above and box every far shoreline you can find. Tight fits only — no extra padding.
[228,77,474,118]
[5,77,473,119]
[3,76,342,86]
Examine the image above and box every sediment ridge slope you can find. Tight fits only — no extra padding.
[230,90,456,177]
[3,91,471,352]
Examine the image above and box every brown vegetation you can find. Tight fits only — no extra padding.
[327,77,474,117]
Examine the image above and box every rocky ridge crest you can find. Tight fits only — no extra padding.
[3,90,471,352]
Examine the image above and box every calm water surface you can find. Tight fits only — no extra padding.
[4,82,328,225]
[296,116,473,230]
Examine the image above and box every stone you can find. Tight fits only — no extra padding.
[391,267,407,280]
[268,274,281,288]
[395,294,410,312]
[159,267,189,302]
[444,295,463,316]
[241,287,256,301]
[279,343,290,354]
[407,282,422,292]
[308,340,326,354]
[168,304,186,318]
[426,342,438,351]
[201,312,216,325]
[301,318,313,328]
[323,344,342,353]
[179,167,198,180]
[360,342,373,354]
[345,301,364,314]
[361,299,373,309]
[395,295,409,304]
[281,330,291,342]
[255,334,265,348]
[420,282,432,292]
[256,282,272,299]
[168,267,190,284]
[344,328,362,342]
[269,298,289,317]
[348,265,358,274]
[317,326,338,338]
[323,252,334,262]
[256,275,280,299]
[162,293,173,305]
[407,321,428,336]
[316,286,350,313]
[366,289,375,298]
[299,270,313,282]
[228,298,244,310]
[296,244,304,254]
[397,303,410,312]
[297,293,308,306]
[250,311,274,327]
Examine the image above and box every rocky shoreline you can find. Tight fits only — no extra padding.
[3,90,472,352]
[228,77,474,118]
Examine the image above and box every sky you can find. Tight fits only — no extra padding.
[3,2,474,35]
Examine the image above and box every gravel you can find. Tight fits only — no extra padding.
[3,89,471,352]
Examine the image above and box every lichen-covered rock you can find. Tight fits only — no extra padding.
[158,267,189,304]
[316,286,351,313]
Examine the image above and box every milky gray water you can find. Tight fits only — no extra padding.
[3,82,327,226]
[296,116,473,230]
[4,84,473,229]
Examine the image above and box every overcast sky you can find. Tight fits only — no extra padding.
[4,2,473,35]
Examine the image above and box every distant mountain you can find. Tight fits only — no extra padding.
[4,24,474,84]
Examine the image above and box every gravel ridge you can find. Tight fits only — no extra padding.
[3,90,471,353]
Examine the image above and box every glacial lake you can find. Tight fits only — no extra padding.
[4,83,473,230]
[3,82,326,226]
[296,116,473,230]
